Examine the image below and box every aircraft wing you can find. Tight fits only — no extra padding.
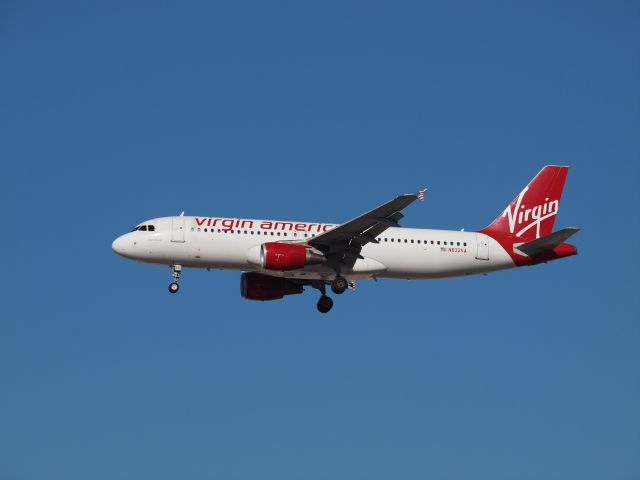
[309,189,426,268]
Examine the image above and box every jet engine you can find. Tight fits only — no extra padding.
[247,242,325,271]
[240,272,304,301]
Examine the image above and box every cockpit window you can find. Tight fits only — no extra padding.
[130,224,154,232]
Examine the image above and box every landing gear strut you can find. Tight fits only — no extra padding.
[168,265,182,293]
[311,280,334,313]
[331,276,348,295]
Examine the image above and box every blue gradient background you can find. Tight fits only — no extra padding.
[1,1,638,479]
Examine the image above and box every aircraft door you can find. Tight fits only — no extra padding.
[171,216,186,243]
[475,233,489,260]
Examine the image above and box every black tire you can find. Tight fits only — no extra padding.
[316,295,333,313]
[331,276,348,295]
[168,282,180,294]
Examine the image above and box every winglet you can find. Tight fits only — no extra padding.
[417,188,427,202]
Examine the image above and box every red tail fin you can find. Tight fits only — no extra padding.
[480,165,569,242]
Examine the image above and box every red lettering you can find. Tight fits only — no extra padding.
[195,218,207,226]
[274,222,294,230]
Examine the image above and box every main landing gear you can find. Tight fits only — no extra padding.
[312,276,348,312]
[331,276,348,295]
[168,265,182,294]
[313,278,348,313]
[317,295,333,313]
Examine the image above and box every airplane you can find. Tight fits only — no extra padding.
[112,165,579,313]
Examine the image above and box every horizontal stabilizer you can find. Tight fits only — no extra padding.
[518,227,581,256]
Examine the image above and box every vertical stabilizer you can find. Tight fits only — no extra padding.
[480,165,568,242]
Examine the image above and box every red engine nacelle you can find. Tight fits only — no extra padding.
[240,272,304,301]
[260,242,325,271]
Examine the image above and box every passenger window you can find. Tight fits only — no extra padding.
[457,242,460,246]
[464,242,467,246]
[437,241,440,245]
[384,238,388,242]
[204,228,208,232]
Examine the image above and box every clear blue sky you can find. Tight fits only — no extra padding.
[1,1,638,479]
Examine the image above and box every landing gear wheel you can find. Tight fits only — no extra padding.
[331,276,348,295]
[317,295,333,313]
[168,265,182,294]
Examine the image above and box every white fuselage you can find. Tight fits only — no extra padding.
[112,216,516,281]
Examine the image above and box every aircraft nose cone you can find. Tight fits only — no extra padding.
[112,235,128,256]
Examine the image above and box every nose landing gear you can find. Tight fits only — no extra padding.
[168,265,182,294]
